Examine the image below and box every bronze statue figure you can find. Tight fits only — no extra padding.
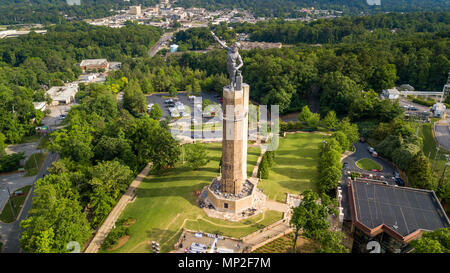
[211,31,243,90]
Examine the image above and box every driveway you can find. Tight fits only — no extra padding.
[4,142,42,162]
[342,142,395,178]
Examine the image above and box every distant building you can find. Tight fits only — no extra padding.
[129,5,142,16]
[46,84,79,105]
[170,44,179,53]
[33,101,47,112]
[398,84,415,91]
[239,41,282,50]
[0,29,47,39]
[66,0,81,6]
[381,88,400,100]
[79,59,109,72]
[345,180,449,253]
[432,103,446,118]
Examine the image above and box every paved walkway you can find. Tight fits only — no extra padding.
[265,200,289,213]
[243,221,293,250]
[84,163,152,253]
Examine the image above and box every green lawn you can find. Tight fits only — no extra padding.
[259,132,324,202]
[0,185,31,223]
[20,134,41,144]
[24,152,47,177]
[37,135,51,149]
[356,158,382,171]
[105,143,281,253]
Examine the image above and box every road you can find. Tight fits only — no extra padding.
[0,152,58,253]
[342,142,396,180]
[149,32,175,57]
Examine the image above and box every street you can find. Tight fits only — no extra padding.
[0,152,58,253]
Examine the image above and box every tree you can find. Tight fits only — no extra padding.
[322,111,338,130]
[34,228,55,253]
[306,112,320,128]
[193,80,202,95]
[335,117,359,145]
[257,153,270,179]
[331,131,350,151]
[316,230,349,253]
[290,190,333,253]
[298,105,313,124]
[0,132,5,156]
[185,143,210,170]
[169,85,178,97]
[407,151,435,190]
[410,228,449,253]
[49,125,94,163]
[392,143,420,171]
[370,64,397,92]
[20,181,91,253]
[149,104,163,120]
[123,80,146,115]
[150,127,181,172]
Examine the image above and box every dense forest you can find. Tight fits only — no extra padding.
[0,22,162,144]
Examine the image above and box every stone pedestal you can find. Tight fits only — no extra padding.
[220,84,249,194]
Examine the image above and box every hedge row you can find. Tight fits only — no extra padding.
[257,150,275,179]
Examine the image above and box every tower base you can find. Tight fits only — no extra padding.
[199,177,266,221]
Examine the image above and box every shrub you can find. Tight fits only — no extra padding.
[0,152,25,173]
[101,219,130,250]
[258,155,270,179]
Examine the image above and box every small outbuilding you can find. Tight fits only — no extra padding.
[432,102,446,118]
[381,88,400,100]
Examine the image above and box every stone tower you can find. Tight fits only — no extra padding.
[220,82,250,194]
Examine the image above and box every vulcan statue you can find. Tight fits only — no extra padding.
[211,31,243,90]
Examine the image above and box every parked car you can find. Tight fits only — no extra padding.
[393,171,400,179]
[368,146,374,153]
[343,162,349,169]
[395,177,405,186]
[58,114,66,120]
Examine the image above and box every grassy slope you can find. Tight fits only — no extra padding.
[106,143,281,253]
[259,132,324,202]
[24,152,47,176]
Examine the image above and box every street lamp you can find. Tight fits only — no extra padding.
[4,186,15,219]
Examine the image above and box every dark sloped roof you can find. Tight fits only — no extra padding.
[350,180,449,242]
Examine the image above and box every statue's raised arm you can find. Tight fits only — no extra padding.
[211,31,243,90]
[211,31,229,50]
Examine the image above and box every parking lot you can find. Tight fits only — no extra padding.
[146,91,221,119]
